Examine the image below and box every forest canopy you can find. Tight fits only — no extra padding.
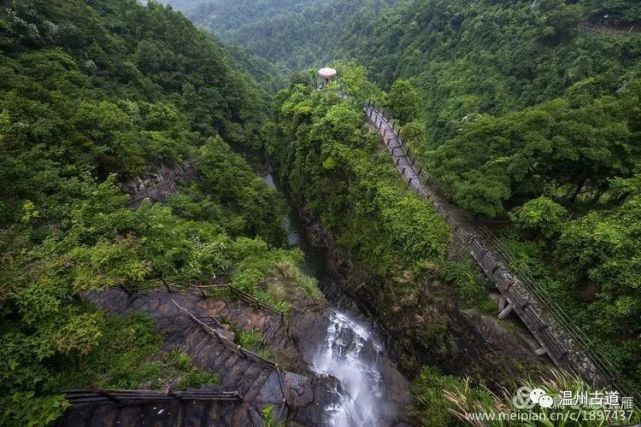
[0,1,317,425]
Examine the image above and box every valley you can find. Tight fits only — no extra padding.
[1,0,641,426]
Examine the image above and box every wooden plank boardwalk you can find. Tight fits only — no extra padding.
[57,389,254,426]
[365,103,639,401]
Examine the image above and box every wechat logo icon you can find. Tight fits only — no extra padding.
[513,387,554,409]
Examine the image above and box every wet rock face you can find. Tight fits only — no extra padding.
[288,309,412,427]
[81,289,340,426]
[295,207,544,387]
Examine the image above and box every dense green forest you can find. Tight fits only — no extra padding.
[0,0,320,425]
[349,3,641,373]
[165,0,396,73]
[3,0,641,425]
[341,0,641,391]
[177,0,641,395]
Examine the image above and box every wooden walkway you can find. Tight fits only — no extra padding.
[578,22,639,38]
[57,389,256,426]
[365,103,639,401]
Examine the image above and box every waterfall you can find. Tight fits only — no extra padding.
[262,170,401,425]
[312,311,385,427]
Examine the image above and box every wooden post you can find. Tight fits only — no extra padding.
[499,294,507,311]
[498,303,513,319]
[176,401,185,426]
[535,347,547,356]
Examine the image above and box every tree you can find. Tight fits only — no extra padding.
[510,196,569,239]
[387,79,421,124]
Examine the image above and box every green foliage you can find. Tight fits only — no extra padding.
[261,404,285,427]
[440,261,490,308]
[273,79,450,276]
[0,312,218,426]
[230,238,322,313]
[510,196,569,239]
[191,138,287,244]
[200,0,641,396]
[430,95,637,217]
[0,1,322,424]
[556,193,641,336]
[167,348,220,389]
[387,79,421,124]
[172,0,395,73]
[235,328,263,352]
[411,366,495,426]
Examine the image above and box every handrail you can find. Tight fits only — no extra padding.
[64,389,243,405]
[578,22,638,38]
[170,299,289,407]
[365,102,640,402]
[110,280,285,319]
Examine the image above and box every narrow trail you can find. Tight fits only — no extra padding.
[365,103,639,402]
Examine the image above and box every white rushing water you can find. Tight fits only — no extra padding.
[262,172,391,425]
[312,311,385,427]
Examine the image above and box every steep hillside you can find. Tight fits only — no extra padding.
[165,0,395,72]
[175,0,641,405]
[0,1,320,425]
[4,0,641,425]
[339,0,641,391]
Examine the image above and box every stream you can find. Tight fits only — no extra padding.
[263,172,401,427]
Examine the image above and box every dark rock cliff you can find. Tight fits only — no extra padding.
[296,206,547,388]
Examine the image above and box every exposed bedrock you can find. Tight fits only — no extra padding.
[296,206,547,387]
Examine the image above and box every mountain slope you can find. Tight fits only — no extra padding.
[165,0,396,72]
[0,1,321,425]
[177,0,641,399]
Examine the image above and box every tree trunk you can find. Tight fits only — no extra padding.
[569,177,587,203]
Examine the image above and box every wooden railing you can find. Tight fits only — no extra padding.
[111,280,285,345]
[578,22,638,38]
[365,102,640,403]
[64,389,243,405]
[171,299,289,417]
[113,280,285,317]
